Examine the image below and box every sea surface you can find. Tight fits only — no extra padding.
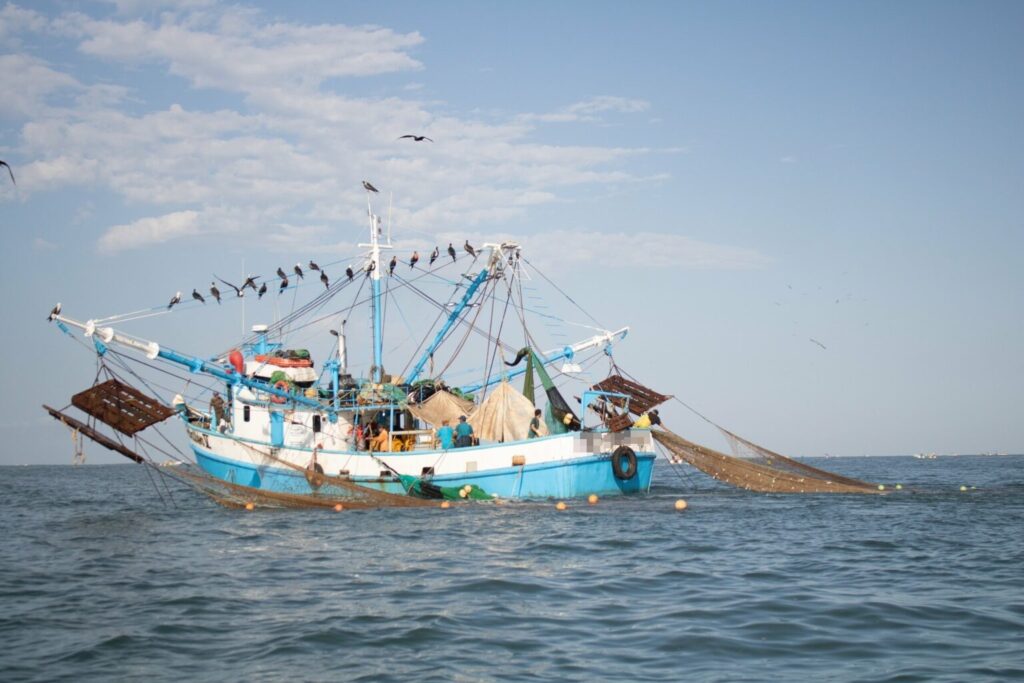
[1,455,1022,682]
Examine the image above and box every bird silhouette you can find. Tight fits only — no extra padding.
[215,276,243,298]
[362,180,379,193]
[365,261,376,276]
[397,135,433,143]
[447,243,456,262]
[209,282,221,304]
[279,275,289,293]
[464,240,477,258]
[276,267,287,280]
[320,271,330,289]
[346,266,354,281]
[258,282,267,299]
[47,302,62,321]
[242,274,259,292]
[167,291,182,309]
[809,338,827,350]
[389,256,397,275]
[429,247,439,266]
[0,160,15,186]
[309,260,320,271]
[294,263,304,279]
[409,251,419,268]
[192,289,205,304]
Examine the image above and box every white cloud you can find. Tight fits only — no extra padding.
[98,210,201,252]
[523,96,651,123]
[0,54,80,119]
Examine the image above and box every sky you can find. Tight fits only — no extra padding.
[1,0,1022,465]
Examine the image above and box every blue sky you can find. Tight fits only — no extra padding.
[1,0,1022,465]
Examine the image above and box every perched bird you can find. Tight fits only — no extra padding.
[464,240,477,258]
[0,160,15,186]
[447,243,456,262]
[215,276,243,298]
[192,289,205,304]
[242,274,259,292]
[279,275,289,293]
[320,271,330,289]
[389,255,397,275]
[276,267,287,280]
[429,246,439,266]
[47,302,62,321]
[365,261,376,276]
[258,282,268,299]
[409,251,419,269]
[167,291,182,309]
[397,135,433,143]
[294,263,304,279]
[362,180,379,193]
[505,348,530,367]
[345,266,354,281]
[309,260,320,271]
[209,282,221,304]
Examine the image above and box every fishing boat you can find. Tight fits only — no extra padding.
[45,185,668,503]
[45,184,886,507]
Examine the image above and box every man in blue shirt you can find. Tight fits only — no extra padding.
[436,419,454,450]
[455,415,474,448]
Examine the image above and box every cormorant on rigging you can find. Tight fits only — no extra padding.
[409,251,419,268]
[505,348,529,367]
[215,276,243,298]
[0,160,15,186]
[429,246,439,266]
[362,180,379,193]
[345,266,354,281]
[389,255,397,275]
[192,289,205,304]
[47,302,62,321]
[258,282,267,299]
[242,274,259,292]
[294,263,304,279]
[320,271,330,289]
[464,240,477,258]
[309,260,320,271]
[209,282,221,304]
[167,291,182,310]
[365,261,376,276]
[276,267,287,280]
[447,243,456,262]
[397,135,433,142]
[278,275,289,293]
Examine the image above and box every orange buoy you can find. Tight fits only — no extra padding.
[555,501,567,511]
[333,503,343,512]
[440,501,451,509]
[587,494,599,505]
[674,499,688,511]
[244,502,255,511]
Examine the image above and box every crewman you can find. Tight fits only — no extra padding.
[455,415,474,448]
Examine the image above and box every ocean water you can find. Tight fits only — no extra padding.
[1,456,1022,682]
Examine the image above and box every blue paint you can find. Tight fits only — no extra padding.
[407,267,490,383]
[371,275,383,381]
[269,411,284,446]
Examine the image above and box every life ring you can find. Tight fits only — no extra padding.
[611,446,638,480]
[270,380,289,404]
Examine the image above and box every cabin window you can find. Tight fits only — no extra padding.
[243,405,250,422]
[313,415,322,433]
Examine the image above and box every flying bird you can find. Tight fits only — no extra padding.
[345,266,354,281]
[276,267,287,280]
[309,260,320,271]
[362,180,379,193]
[242,274,260,292]
[215,276,244,298]
[429,246,439,266]
[397,135,433,143]
[258,282,268,299]
[279,275,289,293]
[294,263,304,279]
[809,338,827,350]
[192,289,205,304]
[464,240,477,258]
[0,160,15,186]
[47,302,62,321]
[320,271,330,289]
[447,243,456,262]
[210,282,221,304]
[388,255,397,275]
[167,291,182,310]
[409,251,419,269]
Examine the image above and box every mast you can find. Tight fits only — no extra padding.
[358,189,390,383]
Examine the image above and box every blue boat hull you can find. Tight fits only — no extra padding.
[192,443,655,499]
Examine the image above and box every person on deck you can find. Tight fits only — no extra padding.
[368,421,389,452]
[528,409,544,438]
[436,419,454,450]
[633,409,660,429]
[455,415,474,448]
[210,392,229,430]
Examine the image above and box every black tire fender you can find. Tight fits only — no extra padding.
[611,445,638,481]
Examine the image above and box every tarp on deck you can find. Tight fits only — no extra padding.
[409,389,475,428]
[469,381,535,443]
